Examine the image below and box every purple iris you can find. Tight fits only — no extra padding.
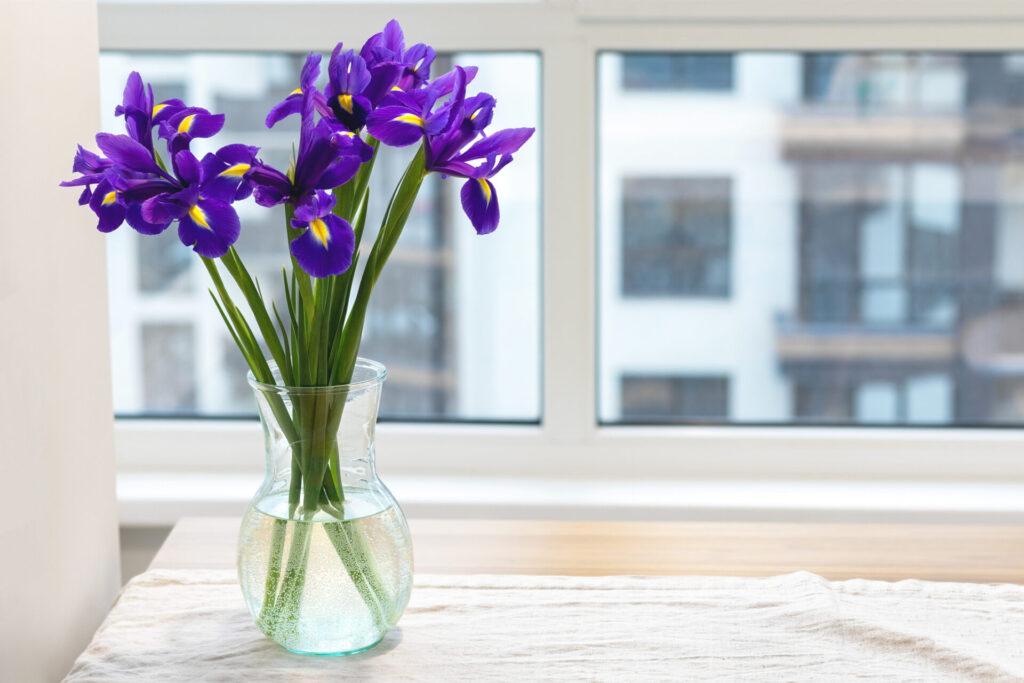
[248,53,372,208]
[101,133,255,256]
[61,145,113,207]
[114,71,185,153]
[62,71,255,257]
[289,190,356,278]
[325,45,373,132]
[266,22,435,136]
[359,19,435,105]
[159,106,226,156]
[366,66,534,235]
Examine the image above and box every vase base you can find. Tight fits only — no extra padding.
[282,634,386,657]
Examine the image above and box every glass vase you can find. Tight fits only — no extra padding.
[237,359,413,655]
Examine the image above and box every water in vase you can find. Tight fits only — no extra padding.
[238,488,413,655]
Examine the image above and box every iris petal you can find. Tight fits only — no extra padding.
[317,155,362,190]
[141,193,187,225]
[176,198,240,258]
[245,164,292,207]
[290,213,355,278]
[88,179,126,233]
[174,151,201,185]
[95,133,162,175]
[126,203,171,236]
[366,106,425,146]
[152,99,185,125]
[329,46,371,96]
[200,144,256,202]
[292,190,336,223]
[460,127,535,162]
[460,176,500,235]
[265,93,302,129]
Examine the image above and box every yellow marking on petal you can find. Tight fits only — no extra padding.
[189,204,212,230]
[337,94,354,114]
[152,103,168,117]
[310,218,330,247]
[479,178,492,204]
[101,191,118,205]
[290,88,302,96]
[391,86,404,92]
[337,131,355,138]
[470,110,479,120]
[177,114,196,134]
[394,113,424,127]
[219,163,251,177]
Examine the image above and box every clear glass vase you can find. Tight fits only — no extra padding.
[237,359,413,655]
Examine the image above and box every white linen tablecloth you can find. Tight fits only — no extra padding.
[65,569,1024,681]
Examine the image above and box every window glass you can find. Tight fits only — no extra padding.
[622,54,734,91]
[621,375,730,422]
[599,52,1024,425]
[101,52,541,421]
[621,177,731,297]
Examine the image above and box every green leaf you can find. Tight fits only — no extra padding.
[332,144,426,384]
[219,249,294,386]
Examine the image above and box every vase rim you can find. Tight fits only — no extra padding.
[247,357,387,394]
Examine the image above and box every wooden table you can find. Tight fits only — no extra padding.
[151,517,1024,583]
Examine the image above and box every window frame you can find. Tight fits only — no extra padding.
[99,0,1024,495]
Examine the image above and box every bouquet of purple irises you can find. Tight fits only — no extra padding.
[64,21,532,388]
[63,20,533,646]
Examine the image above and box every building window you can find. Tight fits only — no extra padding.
[803,54,843,103]
[622,54,734,91]
[621,375,730,422]
[801,54,965,111]
[793,373,953,424]
[799,163,963,328]
[621,177,732,298]
[600,51,1024,426]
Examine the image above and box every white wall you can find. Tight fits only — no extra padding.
[0,1,121,680]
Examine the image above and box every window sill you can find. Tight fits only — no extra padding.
[118,473,1024,527]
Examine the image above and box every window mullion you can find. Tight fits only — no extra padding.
[541,35,598,443]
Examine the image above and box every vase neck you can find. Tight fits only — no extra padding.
[250,370,385,515]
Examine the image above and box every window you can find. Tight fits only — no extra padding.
[600,51,1024,426]
[621,375,730,422]
[621,177,731,298]
[793,372,953,424]
[799,163,961,327]
[100,51,541,421]
[801,54,965,111]
[91,3,1024,493]
[622,54,734,91]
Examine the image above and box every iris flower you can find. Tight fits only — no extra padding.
[325,46,374,132]
[359,19,434,105]
[159,106,227,156]
[266,21,435,136]
[62,100,255,257]
[248,53,372,212]
[114,71,185,154]
[366,66,534,234]
[99,132,255,256]
[289,190,356,278]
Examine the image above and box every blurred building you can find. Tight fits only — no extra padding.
[599,52,1024,424]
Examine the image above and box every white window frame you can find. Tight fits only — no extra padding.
[99,0,1024,522]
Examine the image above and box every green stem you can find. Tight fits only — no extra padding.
[322,519,388,629]
[257,518,287,626]
[271,516,313,636]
